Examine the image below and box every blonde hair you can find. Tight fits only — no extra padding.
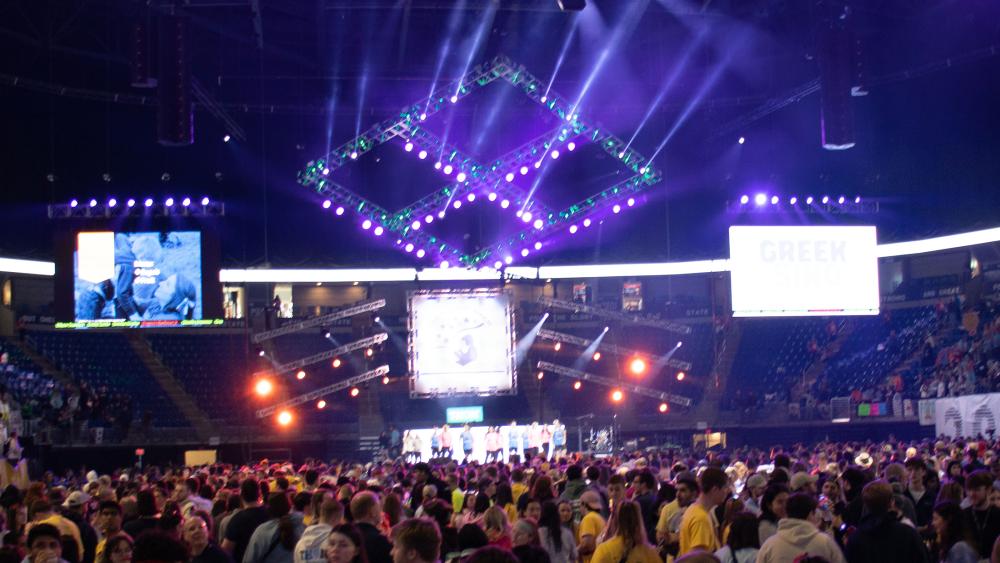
[483,505,509,533]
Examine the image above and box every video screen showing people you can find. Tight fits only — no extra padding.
[74,231,202,323]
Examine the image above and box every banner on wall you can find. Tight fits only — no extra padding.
[918,399,935,426]
[933,393,1000,438]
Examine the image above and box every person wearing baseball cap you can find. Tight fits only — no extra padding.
[742,473,768,516]
[789,472,818,496]
[577,490,605,563]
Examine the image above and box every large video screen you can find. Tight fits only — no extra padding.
[408,290,516,398]
[73,231,203,326]
[729,226,879,317]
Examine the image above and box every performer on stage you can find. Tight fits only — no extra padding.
[460,424,474,463]
[551,419,567,460]
[485,426,501,462]
[410,431,423,462]
[507,421,519,461]
[521,422,532,459]
[540,423,552,460]
[430,427,442,459]
[527,422,542,459]
[440,424,453,459]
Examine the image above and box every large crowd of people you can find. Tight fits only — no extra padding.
[8,435,1000,562]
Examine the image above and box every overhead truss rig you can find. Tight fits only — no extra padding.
[537,328,692,372]
[297,54,663,268]
[256,333,388,377]
[536,361,692,407]
[537,297,692,335]
[252,299,386,343]
[255,365,390,418]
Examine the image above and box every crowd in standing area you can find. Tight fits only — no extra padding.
[9,435,1000,562]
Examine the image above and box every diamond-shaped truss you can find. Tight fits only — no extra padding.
[298,55,663,268]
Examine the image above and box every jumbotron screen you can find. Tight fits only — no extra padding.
[408,290,516,398]
[729,225,880,317]
[72,231,204,326]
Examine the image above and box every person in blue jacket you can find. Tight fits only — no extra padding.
[460,424,474,463]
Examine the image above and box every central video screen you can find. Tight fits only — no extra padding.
[408,289,516,398]
[73,230,203,326]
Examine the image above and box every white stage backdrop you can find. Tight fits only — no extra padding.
[408,290,515,398]
[729,225,880,317]
[932,393,1000,438]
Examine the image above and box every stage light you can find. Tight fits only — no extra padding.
[521,248,530,257]
[488,192,498,202]
[567,142,576,151]
[443,164,453,175]
[457,172,468,183]
[573,381,582,390]
[332,358,342,368]
[838,195,846,204]
[790,197,798,205]
[639,167,648,174]
[452,201,462,209]
[324,330,331,338]
[603,326,609,332]
[365,348,374,357]
[534,241,542,250]
[504,256,513,265]
[534,161,542,169]
[223,134,231,143]
[523,212,533,222]
[201,196,210,205]
[627,198,636,207]
[89,199,98,208]
[419,113,427,121]
[277,410,293,426]
[434,162,442,170]
[416,249,426,258]
[611,389,623,402]
[335,206,345,216]
[350,387,360,397]
[258,349,266,357]
[418,150,428,160]
[770,195,779,205]
[322,200,332,209]
[404,142,414,152]
[593,351,602,361]
[676,341,683,348]
[806,196,814,205]
[450,95,458,103]
[440,260,450,269]
[738,136,745,145]
[405,243,414,253]
[676,371,686,381]
[165,197,174,207]
[466,193,475,202]
[540,95,547,102]
[424,214,434,224]
[554,342,562,351]
[296,370,306,380]
[494,260,503,269]
[516,209,523,218]
[108,198,117,208]
[322,168,330,175]
[520,166,529,175]
[583,218,592,227]
[537,371,544,380]
[822,195,830,204]
[181,197,191,207]
[618,151,626,158]
[569,225,578,234]
[350,151,358,159]
[127,198,136,208]
[739,195,749,205]
[533,219,544,230]
[255,379,273,397]
[754,194,766,206]
[612,204,621,214]
[659,403,669,413]
[373,226,384,236]
[317,400,327,409]
[70,199,78,208]
[501,199,510,209]
[551,150,560,159]
[629,357,647,376]
[382,376,390,385]
[362,219,372,230]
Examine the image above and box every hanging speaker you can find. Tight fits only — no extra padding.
[818,25,855,150]
[157,14,193,146]
[130,21,156,88]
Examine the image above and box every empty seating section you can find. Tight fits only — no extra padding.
[0,339,60,421]
[146,334,251,421]
[729,318,830,399]
[28,332,185,427]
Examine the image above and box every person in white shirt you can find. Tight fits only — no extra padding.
[294,499,343,563]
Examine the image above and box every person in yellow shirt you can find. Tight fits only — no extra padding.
[655,472,698,561]
[678,467,729,557]
[592,500,661,563]
[511,468,528,505]
[27,500,84,561]
[577,490,606,563]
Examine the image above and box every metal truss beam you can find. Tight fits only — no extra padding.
[255,365,389,418]
[537,297,692,335]
[537,328,692,371]
[259,333,389,376]
[252,299,385,343]
[536,361,692,407]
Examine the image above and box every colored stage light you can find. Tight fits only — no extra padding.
[70,199,79,208]
[573,381,582,390]
[537,371,544,380]
[551,150,560,159]
[411,220,421,230]
[416,249,426,258]
[418,150,428,159]
[629,357,647,375]
[521,248,530,257]
[317,400,327,409]
[127,199,136,208]
[738,136,745,145]
[296,370,306,380]
[450,95,458,103]
[567,142,576,151]
[534,161,541,169]
[500,199,510,209]
[838,195,846,204]
[583,218,592,227]
[182,197,191,207]
[612,204,621,214]
[505,173,515,182]
[258,349,266,357]
[405,243,414,253]
[855,195,862,203]
[453,200,462,209]
[554,342,562,351]
[322,200,332,209]
[822,195,830,204]
[443,164,453,175]
[424,214,434,223]
[676,371,686,381]
[382,376,390,385]
[255,379,273,397]
[520,166,529,175]
[362,219,372,230]
[335,206,345,216]
[466,193,475,202]
[659,403,669,413]
[754,194,766,206]
[350,387,360,397]
[494,261,503,269]
[534,242,542,250]
[770,196,779,205]
[569,225,578,234]
[533,219,544,229]
[457,172,467,182]
[373,226,384,236]
[165,197,174,207]
[332,358,342,368]
[489,192,498,202]
[201,196,210,205]
[350,151,358,159]
[504,256,513,265]
[440,261,450,269]
[639,167,648,174]
[365,348,374,357]
[404,142,414,152]
[611,389,623,402]
[806,196,814,205]
[523,212,533,222]
[593,352,602,361]
[434,162,442,170]
[89,199,98,207]
[790,197,798,205]
[108,198,117,208]
[627,198,635,207]
[224,134,231,143]
[419,113,427,121]
[277,410,293,426]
